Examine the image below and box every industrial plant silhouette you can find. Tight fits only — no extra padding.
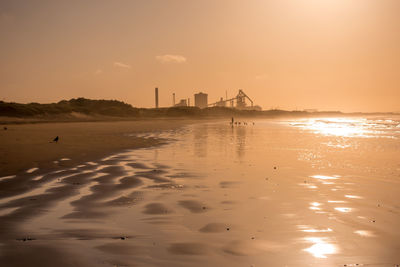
[154,88,262,111]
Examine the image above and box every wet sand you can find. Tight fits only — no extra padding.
[0,118,400,266]
[0,119,191,177]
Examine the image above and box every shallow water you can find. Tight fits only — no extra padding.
[1,117,400,267]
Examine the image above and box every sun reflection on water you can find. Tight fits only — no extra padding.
[309,202,322,210]
[290,118,369,137]
[335,207,352,213]
[354,230,375,237]
[298,225,333,233]
[304,237,337,258]
[311,175,339,180]
[287,117,400,138]
[345,195,363,199]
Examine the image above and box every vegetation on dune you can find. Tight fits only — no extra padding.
[0,97,347,120]
[0,98,139,117]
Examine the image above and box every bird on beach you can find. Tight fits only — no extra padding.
[51,136,59,143]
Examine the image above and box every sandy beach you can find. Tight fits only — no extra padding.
[0,117,400,267]
[0,119,193,177]
[3,0,400,265]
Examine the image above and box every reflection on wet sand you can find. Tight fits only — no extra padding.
[334,207,352,213]
[311,175,339,180]
[235,126,247,158]
[1,118,400,266]
[354,230,376,237]
[298,225,333,233]
[193,124,209,158]
[304,237,337,258]
[288,117,400,138]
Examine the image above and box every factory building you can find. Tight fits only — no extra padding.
[175,99,187,107]
[216,97,226,107]
[194,92,208,109]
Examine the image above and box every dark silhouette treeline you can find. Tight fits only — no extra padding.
[1,97,393,122]
[0,98,138,117]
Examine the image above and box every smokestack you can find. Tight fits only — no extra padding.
[173,93,175,106]
[155,87,159,108]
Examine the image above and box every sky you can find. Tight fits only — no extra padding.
[1,0,399,112]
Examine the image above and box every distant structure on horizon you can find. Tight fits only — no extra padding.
[155,87,159,108]
[208,89,262,111]
[159,88,260,110]
[175,99,187,107]
[194,92,208,109]
[215,97,226,107]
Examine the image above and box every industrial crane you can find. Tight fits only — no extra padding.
[236,89,253,108]
[208,89,255,109]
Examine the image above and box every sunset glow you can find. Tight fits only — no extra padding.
[1,0,400,112]
[1,1,400,266]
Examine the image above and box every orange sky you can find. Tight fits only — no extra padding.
[1,0,399,112]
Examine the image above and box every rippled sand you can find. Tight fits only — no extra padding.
[0,117,400,266]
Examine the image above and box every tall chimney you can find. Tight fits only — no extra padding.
[173,93,176,106]
[155,87,159,108]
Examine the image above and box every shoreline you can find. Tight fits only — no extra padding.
[0,119,196,177]
[0,115,209,125]
[2,112,398,126]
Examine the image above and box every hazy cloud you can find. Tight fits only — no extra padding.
[94,69,103,75]
[255,74,269,80]
[114,62,131,69]
[156,54,187,64]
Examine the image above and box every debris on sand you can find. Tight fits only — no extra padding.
[16,237,36,242]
